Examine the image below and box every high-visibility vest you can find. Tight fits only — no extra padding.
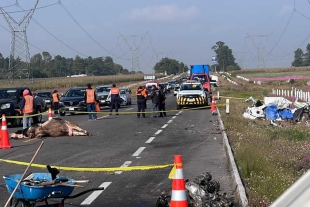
[86,89,95,103]
[52,93,59,102]
[110,87,119,94]
[23,95,34,114]
[136,89,146,100]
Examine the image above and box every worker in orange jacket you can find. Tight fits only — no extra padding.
[84,83,98,120]
[142,86,147,109]
[109,83,120,115]
[52,90,60,114]
[136,86,147,118]
[19,89,34,130]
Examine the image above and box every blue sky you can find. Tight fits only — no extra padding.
[0,0,310,73]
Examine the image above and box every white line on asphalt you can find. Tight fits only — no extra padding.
[146,137,156,143]
[162,124,168,129]
[167,120,173,123]
[81,182,112,205]
[172,116,177,119]
[115,161,132,174]
[132,147,146,156]
[155,129,162,135]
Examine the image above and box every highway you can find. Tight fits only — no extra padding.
[0,91,235,207]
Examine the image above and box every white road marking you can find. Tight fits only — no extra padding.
[172,116,177,119]
[132,147,146,156]
[114,161,132,174]
[80,182,112,205]
[146,137,156,143]
[167,120,173,123]
[162,124,168,129]
[155,129,162,135]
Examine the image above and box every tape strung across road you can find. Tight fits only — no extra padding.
[0,158,174,172]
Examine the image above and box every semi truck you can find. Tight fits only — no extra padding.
[189,65,212,105]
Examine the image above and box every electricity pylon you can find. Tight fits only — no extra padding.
[0,0,39,83]
[234,51,248,69]
[246,33,271,68]
[120,32,149,72]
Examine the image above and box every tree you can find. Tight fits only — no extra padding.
[154,57,188,75]
[292,48,304,67]
[211,41,240,71]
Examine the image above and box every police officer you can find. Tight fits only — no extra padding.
[19,89,34,130]
[136,86,147,118]
[85,84,97,120]
[52,90,60,114]
[109,83,120,115]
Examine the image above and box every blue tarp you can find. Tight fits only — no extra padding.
[266,105,279,120]
[278,109,294,119]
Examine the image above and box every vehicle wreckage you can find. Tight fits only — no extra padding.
[10,118,91,139]
[155,171,234,207]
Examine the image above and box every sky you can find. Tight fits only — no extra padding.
[0,0,310,73]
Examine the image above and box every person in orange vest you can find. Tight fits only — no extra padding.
[52,90,60,114]
[142,86,147,109]
[19,89,35,130]
[136,86,147,118]
[109,83,120,115]
[84,83,98,120]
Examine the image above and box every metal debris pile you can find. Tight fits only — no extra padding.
[155,172,235,207]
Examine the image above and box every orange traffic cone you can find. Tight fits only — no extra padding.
[48,107,53,120]
[170,155,188,207]
[0,114,12,149]
[210,96,216,112]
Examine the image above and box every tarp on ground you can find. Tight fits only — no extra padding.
[266,105,279,120]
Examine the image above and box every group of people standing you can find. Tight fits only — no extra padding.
[136,84,166,118]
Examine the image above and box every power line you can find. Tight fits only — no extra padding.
[58,1,130,60]
[0,2,59,14]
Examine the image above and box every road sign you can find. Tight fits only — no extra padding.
[212,56,217,63]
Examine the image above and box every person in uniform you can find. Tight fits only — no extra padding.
[19,89,34,130]
[142,86,147,109]
[136,86,147,118]
[52,90,60,114]
[109,83,120,115]
[84,84,97,120]
[158,85,167,117]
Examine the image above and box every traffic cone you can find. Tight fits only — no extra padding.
[48,107,53,120]
[210,96,216,112]
[0,114,12,149]
[170,155,188,207]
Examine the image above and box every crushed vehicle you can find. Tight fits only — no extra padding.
[0,87,46,127]
[96,85,112,108]
[176,81,208,110]
[59,87,87,116]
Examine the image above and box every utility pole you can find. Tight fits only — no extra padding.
[246,34,271,69]
[0,0,39,83]
[120,32,149,73]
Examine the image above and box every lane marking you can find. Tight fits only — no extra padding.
[115,161,132,174]
[125,108,133,111]
[161,124,168,129]
[132,147,146,157]
[167,120,173,123]
[97,115,109,120]
[145,137,155,143]
[172,116,177,119]
[80,182,112,205]
[155,130,162,135]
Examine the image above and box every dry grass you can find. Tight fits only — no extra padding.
[0,74,165,93]
[232,66,310,75]
[216,75,310,206]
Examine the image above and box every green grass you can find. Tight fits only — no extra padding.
[240,71,310,78]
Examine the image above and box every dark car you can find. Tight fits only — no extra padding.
[59,87,87,116]
[36,91,53,108]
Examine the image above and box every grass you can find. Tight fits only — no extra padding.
[232,66,310,75]
[216,75,310,206]
[0,74,165,93]
[240,71,310,78]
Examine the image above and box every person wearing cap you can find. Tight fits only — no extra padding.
[136,86,147,118]
[84,83,97,120]
[52,90,60,114]
[108,83,120,115]
[19,89,35,130]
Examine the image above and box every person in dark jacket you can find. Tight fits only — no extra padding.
[158,85,167,117]
[150,85,160,118]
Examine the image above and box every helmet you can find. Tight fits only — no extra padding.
[112,83,116,87]
[23,89,30,96]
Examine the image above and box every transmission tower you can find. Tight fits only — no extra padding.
[246,34,271,68]
[0,0,39,83]
[234,51,248,69]
[120,32,149,72]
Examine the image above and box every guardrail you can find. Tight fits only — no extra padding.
[271,87,310,102]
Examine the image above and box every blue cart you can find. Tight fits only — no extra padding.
[3,173,104,207]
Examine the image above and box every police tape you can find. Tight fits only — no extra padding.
[218,96,247,100]
[0,158,174,173]
[5,110,49,119]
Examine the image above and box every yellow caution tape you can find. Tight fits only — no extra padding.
[0,158,174,172]
[5,110,49,119]
[168,164,176,179]
[218,96,247,100]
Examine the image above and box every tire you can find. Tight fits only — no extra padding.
[12,111,22,127]
[60,110,66,116]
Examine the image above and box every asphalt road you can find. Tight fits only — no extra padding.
[0,90,235,207]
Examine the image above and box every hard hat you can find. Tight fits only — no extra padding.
[23,89,30,96]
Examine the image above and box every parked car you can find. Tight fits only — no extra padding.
[119,88,132,105]
[36,91,53,108]
[96,85,112,108]
[59,87,87,116]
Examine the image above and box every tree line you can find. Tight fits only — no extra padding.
[292,44,310,67]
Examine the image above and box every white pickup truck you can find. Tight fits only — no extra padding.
[210,75,219,87]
